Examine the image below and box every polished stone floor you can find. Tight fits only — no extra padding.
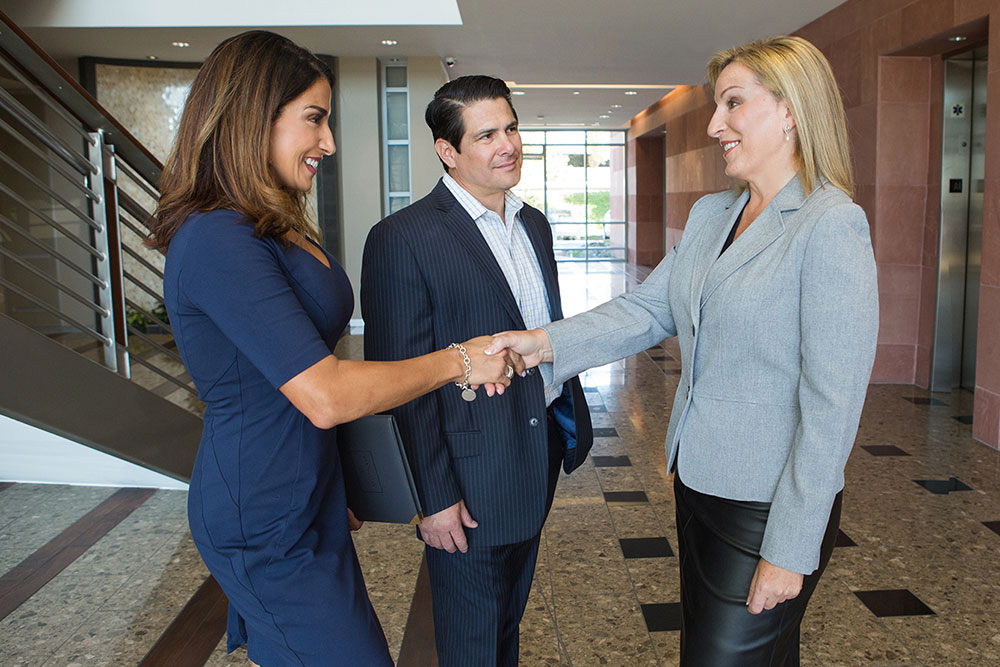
[3,261,1000,665]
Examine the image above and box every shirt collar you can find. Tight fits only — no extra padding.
[442,173,524,224]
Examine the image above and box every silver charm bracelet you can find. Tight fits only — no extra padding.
[447,342,476,402]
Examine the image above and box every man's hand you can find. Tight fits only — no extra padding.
[418,500,478,553]
[347,507,363,531]
[746,557,803,614]
[485,329,553,369]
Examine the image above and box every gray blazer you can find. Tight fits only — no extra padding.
[543,176,878,574]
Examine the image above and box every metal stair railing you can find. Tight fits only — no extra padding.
[0,11,200,416]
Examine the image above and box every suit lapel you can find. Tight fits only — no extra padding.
[689,190,747,325]
[432,181,526,327]
[697,176,810,309]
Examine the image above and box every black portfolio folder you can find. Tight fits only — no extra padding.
[337,414,423,525]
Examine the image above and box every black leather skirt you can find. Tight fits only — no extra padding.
[673,473,842,666]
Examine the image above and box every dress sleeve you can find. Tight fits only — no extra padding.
[177,215,333,389]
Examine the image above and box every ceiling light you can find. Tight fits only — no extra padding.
[625,90,637,96]
[147,55,158,60]
[610,104,622,109]
[171,41,190,48]
[381,39,399,46]
[512,91,526,96]
[572,91,580,95]
[948,35,968,42]
[599,114,610,119]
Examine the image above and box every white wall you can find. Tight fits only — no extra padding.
[0,414,188,489]
[335,57,382,320]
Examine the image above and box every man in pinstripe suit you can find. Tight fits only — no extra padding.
[361,75,592,666]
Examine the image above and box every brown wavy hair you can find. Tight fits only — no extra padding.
[707,35,853,198]
[148,31,333,250]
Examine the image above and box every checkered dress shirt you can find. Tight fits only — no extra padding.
[443,174,562,405]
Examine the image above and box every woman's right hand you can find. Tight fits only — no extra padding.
[459,335,523,393]
[485,328,552,368]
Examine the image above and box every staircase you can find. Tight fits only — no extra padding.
[0,11,201,482]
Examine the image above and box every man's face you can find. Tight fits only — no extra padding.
[440,97,522,201]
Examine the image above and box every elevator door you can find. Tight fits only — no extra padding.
[931,49,986,392]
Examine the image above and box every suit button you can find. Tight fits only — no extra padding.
[527,368,536,376]
[529,417,540,427]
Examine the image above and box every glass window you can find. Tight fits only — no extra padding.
[386,92,408,141]
[513,130,627,263]
[388,145,409,192]
[389,196,410,214]
[385,66,407,88]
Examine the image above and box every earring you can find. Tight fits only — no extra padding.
[783,125,792,142]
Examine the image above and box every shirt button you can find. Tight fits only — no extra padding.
[527,368,536,376]
[529,417,540,427]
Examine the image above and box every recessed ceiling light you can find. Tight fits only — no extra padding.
[610,104,622,109]
[599,114,610,119]
[572,91,580,95]
[625,90,637,96]
[147,55,158,60]
[171,41,190,48]
[381,39,399,46]
[512,91,526,96]
[948,35,968,42]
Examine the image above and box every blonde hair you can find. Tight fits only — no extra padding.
[149,31,332,250]
[707,35,853,197]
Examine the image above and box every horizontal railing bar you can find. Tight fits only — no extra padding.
[123,270,165,304]
[0,86,96,177]
[116,189,155,234]
[112,155,160,201]
[0,182,104,257]
[123,341,197,396]
[118,215,150,243]
[0,245,109,317]
[125,326,183,365]
[121,243,164,281]
[0,50,94,145]
[0,212,106,288]
[0,277,111,346]
[0,148,99,227]
[0,12,163,188]
[0,116,96,192]
[124,296,172,336]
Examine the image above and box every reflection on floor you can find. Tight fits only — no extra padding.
[3,262,1000,665]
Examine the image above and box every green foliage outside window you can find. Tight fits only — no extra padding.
[563,191,610,222]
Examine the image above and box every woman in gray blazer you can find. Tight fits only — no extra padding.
[488,36,878,665]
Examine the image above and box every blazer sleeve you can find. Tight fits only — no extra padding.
[760,203,878,574]
[361,221,462,516]
[542,244,680,386]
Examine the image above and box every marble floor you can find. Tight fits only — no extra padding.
[3,261,1000,665]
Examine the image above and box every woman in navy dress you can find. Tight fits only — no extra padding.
[149,32,517,665]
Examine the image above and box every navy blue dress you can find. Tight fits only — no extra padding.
[163,210,391,665]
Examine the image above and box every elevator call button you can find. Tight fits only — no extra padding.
[950,179,963,193]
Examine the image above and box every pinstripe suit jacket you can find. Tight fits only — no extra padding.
[361,179,592,547]
[543,176,878,574]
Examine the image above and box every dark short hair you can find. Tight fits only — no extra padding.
[425,75,518,170]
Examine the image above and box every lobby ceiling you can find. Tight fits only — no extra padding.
[6,0,847,129]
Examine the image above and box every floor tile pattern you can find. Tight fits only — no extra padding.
[4,263,1000,665]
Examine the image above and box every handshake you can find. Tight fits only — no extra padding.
[451,328,554,397]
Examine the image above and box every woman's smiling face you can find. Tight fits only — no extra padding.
[268,78,335,192]
[707,62,795,185]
